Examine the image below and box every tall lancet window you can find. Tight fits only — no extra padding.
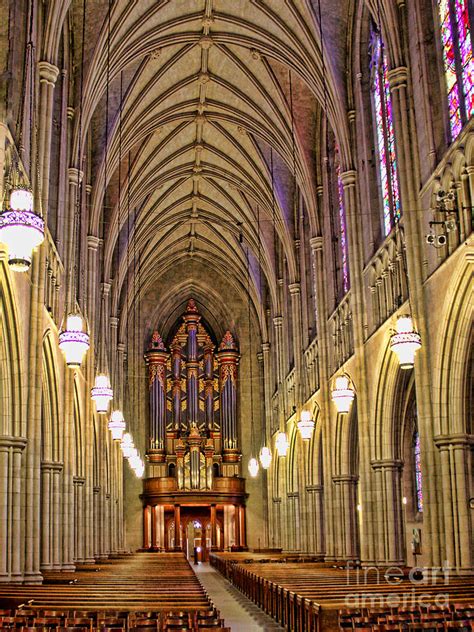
[333,142,350,295]
[413,430,423,513]
[437,0,473,139]
[370,24,401,236]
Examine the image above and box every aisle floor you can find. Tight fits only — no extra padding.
[194,562,284,632]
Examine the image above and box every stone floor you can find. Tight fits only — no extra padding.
[194,562,284,632]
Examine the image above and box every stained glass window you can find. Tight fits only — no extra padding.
[370,25,401,237]
[437,0,473,139]
[334,143,350,294]
[414,431,423,513]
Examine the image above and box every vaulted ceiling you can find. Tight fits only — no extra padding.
[67,0,353,339]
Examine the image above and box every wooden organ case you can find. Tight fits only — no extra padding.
[140,300,247,557]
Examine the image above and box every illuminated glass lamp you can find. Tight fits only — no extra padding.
[120,432,134,458]
[59,314,90,368]
[248,457,259,478]
[0,187,44,271]
[331,374,355,414]
[259,446,272,469]
[276,431,289,457]
[297,410,315,440]
[390,315,421,369]
[91,374,113,414]
[108,409,126,441]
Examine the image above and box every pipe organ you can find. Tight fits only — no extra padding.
[141,299,247,554]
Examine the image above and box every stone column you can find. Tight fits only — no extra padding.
[371,459,404,565]
[84,236,100,562]
[435,434,473,572]
[52,463,63,569]
[307,485,325,556]
[93,486,100,558]
[310,236,333,561]
[0,437,27,582]
[288,282,303,405]
[333,475,359,561]
[40,462,54,570]
[388,62,442,568]
[73,477,86,563]
[273,317,286,425]
[61,366,76,571]
[339,170,377,565]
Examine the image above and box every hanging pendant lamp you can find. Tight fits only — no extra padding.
[109,409,126,441]
[59,313,90,368]
[91,374,113,414]
[259,445,272,469]
[297,410,315,440]
[276,431,289,457]
[120,432,134,457]
[0,187,45,271]
[248,457,259,478]
[331,374,355,414]
[390,315,421,369]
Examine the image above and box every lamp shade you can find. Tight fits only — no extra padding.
[59,314,90,368]
[120,432,134,458]
[297,410,315,440]
[390,316,421,369]
[259,446,272,469]
[91,374,113,414]
[248,457,259,478]
[129,450,141,470]
[108,409,126,441]
[276,431,289,457]
[331,375,354,413]
[0,187,44,271]
[134,460,145,478]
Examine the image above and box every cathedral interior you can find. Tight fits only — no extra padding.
[0,0,472,629]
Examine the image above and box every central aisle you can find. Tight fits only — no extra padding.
[194,562,284,632]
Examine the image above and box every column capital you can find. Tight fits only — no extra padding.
[101,282,111,296]
[38,61,60,85]
[387,66,408,90]
[310,236,323,251]
[257,351,263,363]
[340,170,357,187]
[261,342,271,353]
[434,433,472,450]
[332,474,358,484]
[306,484,323,493]
[0,435,27,451]
[110,316,119,328]
[288,282,301,295]
[68,167,83,185]
[67,106,75,120]
[371,458,403,471]
[87,235,100,250]
[117,342,126,353]
[41,461,63,472]
[273,316,283,327]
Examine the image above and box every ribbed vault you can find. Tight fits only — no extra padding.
[57,0,355,338]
